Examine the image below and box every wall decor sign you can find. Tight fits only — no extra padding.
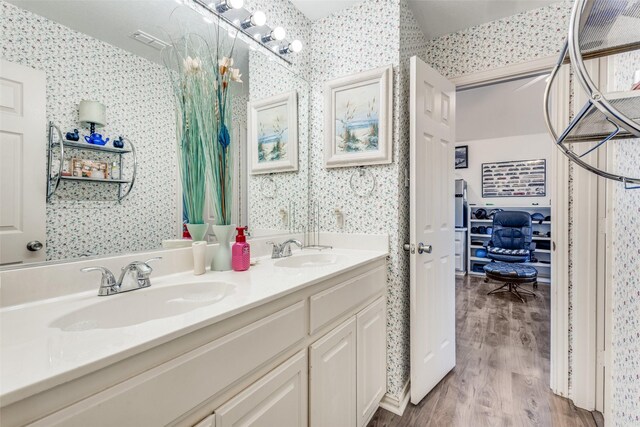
[455,145,468,169]
[248,90,298,174]
[324,64,393,168]
[482,159,546,197]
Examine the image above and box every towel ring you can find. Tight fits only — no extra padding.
[349,168,376,198]
[260,175,277,199]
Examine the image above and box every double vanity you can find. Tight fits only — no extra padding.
[0,237,388,427]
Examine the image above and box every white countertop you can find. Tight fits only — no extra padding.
[0,248,387,406]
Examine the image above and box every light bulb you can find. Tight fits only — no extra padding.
[252,11,267,26]
[272,26,286,41]
[271,45,279,53]
[280,40,303,55]
[253,32,262,41]
[241,10,267,29]
[216,0,243,13]
[290,39,302,53]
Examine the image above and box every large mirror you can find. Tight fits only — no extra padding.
[0,0,310,266]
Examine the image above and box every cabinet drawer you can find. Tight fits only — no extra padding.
[215,350,307,427]
[31,301,306,427]
[309,266,385,334]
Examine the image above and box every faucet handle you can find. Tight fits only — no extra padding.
[81,266,118,295]
[266,241,281,258]
[144,257,162,268]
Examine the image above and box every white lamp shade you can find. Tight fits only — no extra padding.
[78,100,106,127]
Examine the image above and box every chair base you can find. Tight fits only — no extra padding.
[487,281,537,303]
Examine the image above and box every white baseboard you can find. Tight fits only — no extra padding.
[378,380,410,416]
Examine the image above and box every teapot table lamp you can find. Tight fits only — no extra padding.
[78,100,106,135]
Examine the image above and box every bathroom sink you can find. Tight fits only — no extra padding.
[274,253,338,269]
[50,282,234,331]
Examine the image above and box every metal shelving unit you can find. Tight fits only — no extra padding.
[467,205,552,284]
[46,122,137,203]
[544,0,640,187]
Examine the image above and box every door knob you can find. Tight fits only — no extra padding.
[403,243,415,254]
[26,241,43,251]
[417,243,432,254]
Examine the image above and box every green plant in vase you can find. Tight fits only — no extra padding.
[163,34,220,240]
[164,27,241,268]
[167,43,212,242]
[207,55,242,271]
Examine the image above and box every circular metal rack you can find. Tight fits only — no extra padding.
[544,0,640,188]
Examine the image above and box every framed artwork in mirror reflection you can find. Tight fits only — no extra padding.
[248,90,298,174]
[324,65,393,168]
[455,145,468,169]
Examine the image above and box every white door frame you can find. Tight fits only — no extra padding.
[451,55,602,410]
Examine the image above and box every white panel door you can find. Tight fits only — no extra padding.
[356,297,386,427]
[310,317,356,427]
[409,56,457,404]
[0,59,46,265]
[215,350,307,427]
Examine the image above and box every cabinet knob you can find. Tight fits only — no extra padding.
[26,241,43,251]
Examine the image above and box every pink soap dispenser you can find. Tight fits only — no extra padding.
[232,227,250,272]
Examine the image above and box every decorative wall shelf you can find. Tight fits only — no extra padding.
[544,0,640,187]
[46,122,137,203]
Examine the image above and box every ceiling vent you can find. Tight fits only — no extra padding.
[130,30,170,50]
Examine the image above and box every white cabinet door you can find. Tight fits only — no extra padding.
[310,317,357,427]
[215,350,307,427]
[356,297,386,427]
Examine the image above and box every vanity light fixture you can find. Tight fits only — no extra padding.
[214,0,243,14]
[241,10,266,29]
[190,0,301,63]
[280,40,303,54]
[262,27,285,43]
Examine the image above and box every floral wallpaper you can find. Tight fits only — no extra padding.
[0,0,179,260]
[308,0,402,397]
[610,51,640,426]
[424,1,573,79]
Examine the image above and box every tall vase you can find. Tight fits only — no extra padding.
[186,223,209,242]
[211,224,235,271]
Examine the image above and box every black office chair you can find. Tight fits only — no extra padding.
[483,211,538,302]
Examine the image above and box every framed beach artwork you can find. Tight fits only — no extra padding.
[248,90,298,174]
[324,65,393,168]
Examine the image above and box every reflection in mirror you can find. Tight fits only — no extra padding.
[0,0,309,267]
[247,51,309,236]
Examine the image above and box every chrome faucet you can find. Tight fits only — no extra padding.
[81,257,162,296]
[267,239,303,259]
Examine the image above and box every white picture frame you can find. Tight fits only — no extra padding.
[248,90,298,174]
[324,64,393,168]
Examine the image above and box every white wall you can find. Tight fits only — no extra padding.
[455,133,552,206]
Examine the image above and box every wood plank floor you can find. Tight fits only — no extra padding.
[368,275,600,427]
